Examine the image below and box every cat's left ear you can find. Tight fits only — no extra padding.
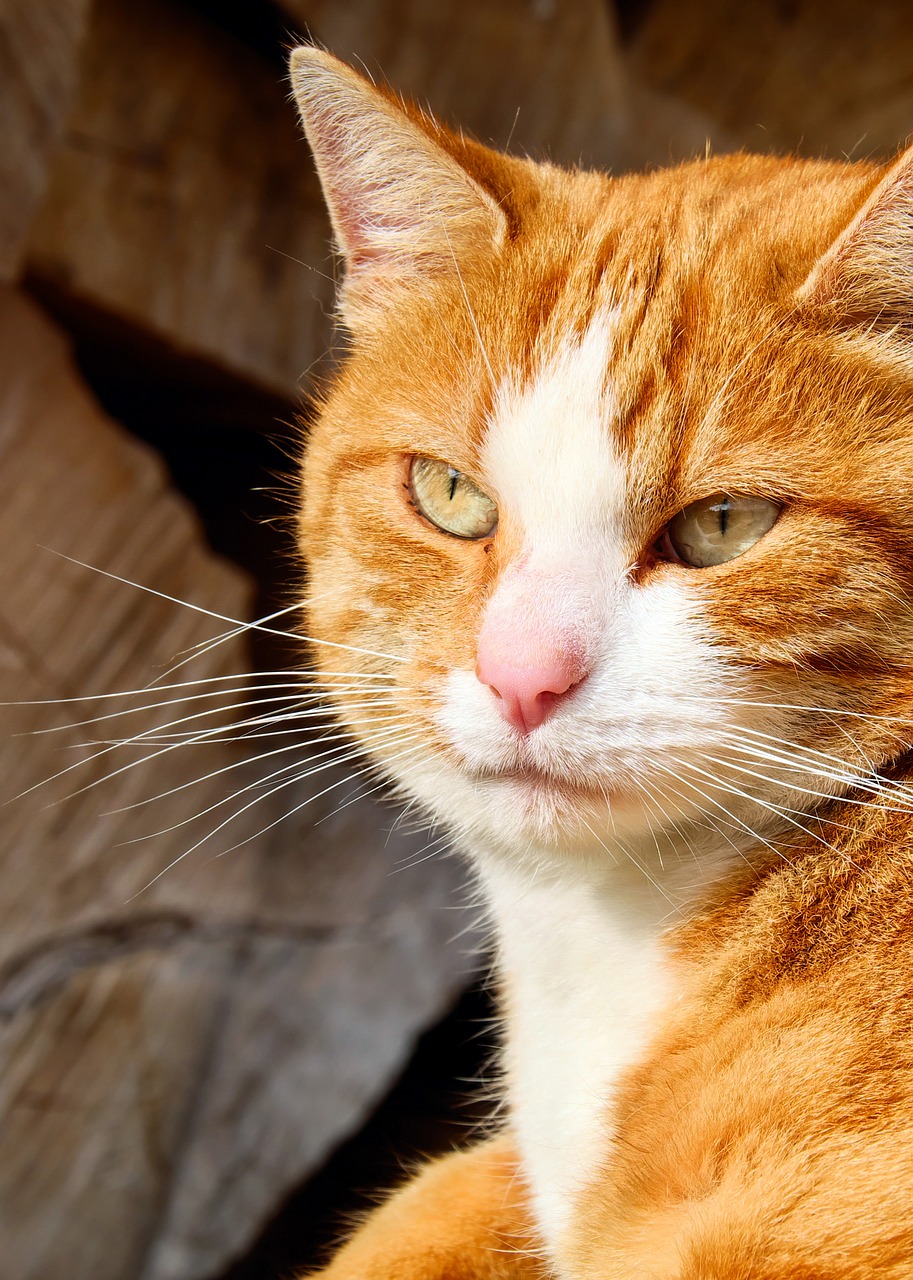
[289,47,508,328]
[799,144,913,328]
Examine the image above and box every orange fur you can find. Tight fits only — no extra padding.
[567,805,913,1278]
[302,1139,545,1280]
[290,48,913,1280]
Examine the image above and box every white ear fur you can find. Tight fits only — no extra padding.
[799,143,913,328]
[289,47,507,325]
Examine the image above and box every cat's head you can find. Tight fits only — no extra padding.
[290,48,913,871]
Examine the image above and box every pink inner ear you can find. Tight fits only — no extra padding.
[476,577,590,735]
[291,47,507,301]
[799,145,913,316]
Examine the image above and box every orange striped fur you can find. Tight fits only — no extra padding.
[291,48,913,1279]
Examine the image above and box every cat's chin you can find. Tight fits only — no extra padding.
[499,766,620,810]
[399,752,660,855]
[495,768,648,844]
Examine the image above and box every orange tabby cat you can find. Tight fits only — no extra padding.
[290,47,913,1279]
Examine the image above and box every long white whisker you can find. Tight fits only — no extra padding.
[105,712,414,813]
[17,691,332,803]
[54,688,407,801]
[393,831,453,873]
[440,221,495,382]
[102,694,401,746]
[43,550,408,664]
[129,737,427,898]
[148,582,361,685]
[312,745,439,831]
[683,693,913,727]
[581,816,676,902]
[654,759,799,869]
[148,598,311,686]
[30,683,321,735]
[712,736,912,809]
[692,750,895,827]
[720,725,912,796]
[648,770,763,873]
[118,721,420,840]
[666,754,864,870]
[2,670,397,710]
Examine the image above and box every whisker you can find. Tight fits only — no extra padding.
[666,754,865,871]
[29,683,322,735]
[683,692,913,727]
[312,745,439,832]
[18,679,406,805]
[581,817,677,901]
[440,222,495,382]
[654,759,800,870]
[100,694,401,746]
[647,770,763,874]
[147,598,311,686]
[692,750,890,829]
[117,720,420,840]
[2,671,398,714]
[392,831,453,873]
[722,724,912,795]
[43,550,409,665]
[711,736,913,810]
[105,711,413,813]
[128,738,428,898]
[16,693,325,803]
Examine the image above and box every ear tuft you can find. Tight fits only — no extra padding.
[289,47,507,325]
[799,145,913,332]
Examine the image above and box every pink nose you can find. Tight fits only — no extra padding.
[476,644,587,735]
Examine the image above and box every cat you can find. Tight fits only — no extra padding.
[289,45,913,1279]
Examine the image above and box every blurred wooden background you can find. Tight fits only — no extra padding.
[2,1,913,1277]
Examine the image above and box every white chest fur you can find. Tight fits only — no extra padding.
[478,856,677,1259]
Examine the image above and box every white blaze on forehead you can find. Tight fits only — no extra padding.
[482,309,626,550]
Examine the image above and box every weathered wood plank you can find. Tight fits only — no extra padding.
[0,0,91,280]
[25,0,335,400]
[0,289,478,1280]
[281,0,630,169]
[628,0,913,160]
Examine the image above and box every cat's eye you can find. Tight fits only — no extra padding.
[409,456,498,540]
[659,493,781,568]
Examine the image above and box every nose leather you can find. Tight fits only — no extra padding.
[476,632,588,734]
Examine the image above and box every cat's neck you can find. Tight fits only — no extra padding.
[473,830,743,1257]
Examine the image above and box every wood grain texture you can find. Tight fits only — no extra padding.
[0,289,478,1280]
[281,0,630,170]
[629,0,913,160]
[0,0,91,280]
[25,0,336,400]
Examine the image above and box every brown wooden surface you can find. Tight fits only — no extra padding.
[283,0,630,169]
[9,3,913,1278]
[0,0,91,280]
[25,0,336,401]
[629,0,913,161]
[0,288,478,1280]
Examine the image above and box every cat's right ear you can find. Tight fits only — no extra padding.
[289,47,507,329]
[798,142,913,333]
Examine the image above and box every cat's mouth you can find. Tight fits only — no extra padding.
[487,764,631,809]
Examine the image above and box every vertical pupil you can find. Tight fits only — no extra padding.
[448,468,459,501]
[718,498,730,536]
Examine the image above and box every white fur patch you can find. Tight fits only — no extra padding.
[480,857,672,1252]
[387,311,785,1261]
[431,309,743,849]
[482,310,626,558]
[402,311,758,1256]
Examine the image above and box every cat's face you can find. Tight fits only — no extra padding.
[293,51,913,867]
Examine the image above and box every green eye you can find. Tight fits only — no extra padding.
[409,456,498,540]
[662,493,781,567]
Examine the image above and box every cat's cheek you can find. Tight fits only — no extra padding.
[434,668,522,771]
